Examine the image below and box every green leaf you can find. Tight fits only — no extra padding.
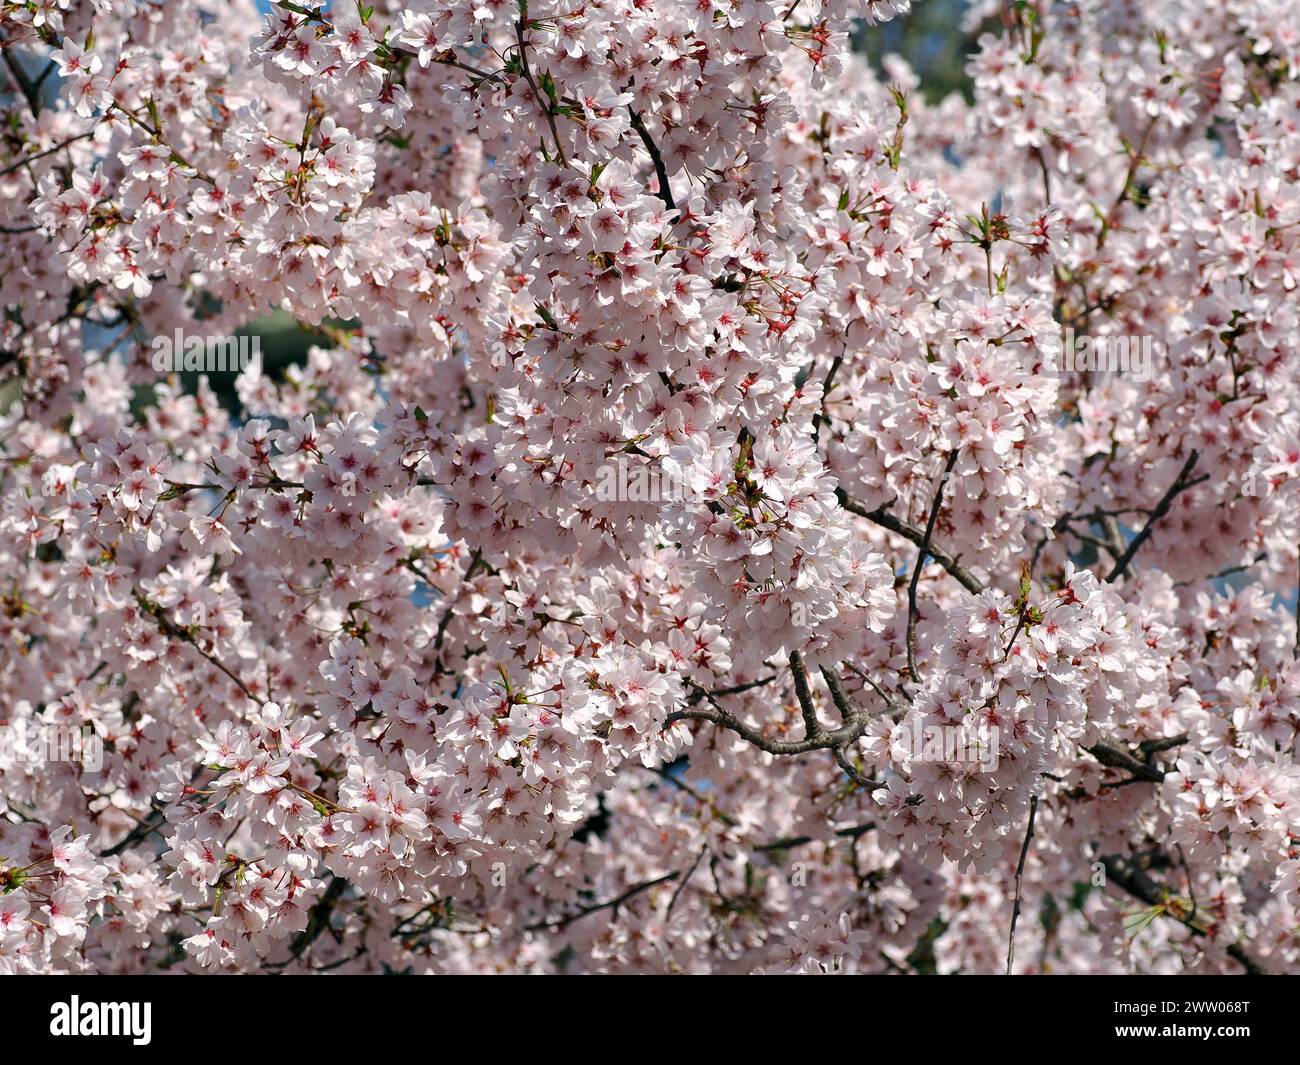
[1122,905,1162,936]
[539,71,557,105]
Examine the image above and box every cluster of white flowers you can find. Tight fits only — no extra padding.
[1,0,1299,974]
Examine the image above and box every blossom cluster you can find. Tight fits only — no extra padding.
[2,0,1299,974]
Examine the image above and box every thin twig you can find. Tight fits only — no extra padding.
[833,746,876,790]
[514,16,567,165]
[754,822,875,852]
[685,674,777,704]
[1006,794,1039,974]
[837,489,984,594]
[1105,451,1202,582]
[0,132,96,177]
[642,765,738,827]
[525,871,678,931]
[907,451,959,684]
[136,593,257,701]
[665,845,708,918]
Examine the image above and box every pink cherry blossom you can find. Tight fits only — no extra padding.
[0,0,1298,977]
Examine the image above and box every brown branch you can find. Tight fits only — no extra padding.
[1005,794,1038,974]
[820,665,865,722]
[3,49,43,117]
[1105,451,1202,583]
[837,488,984,594]
[525,871,678,931]
[906,451,959,683]
[665,701,875,761]
[514,16,567,165]
[1101,854,1269,975]
[0,131,96,177]
[135,593,257,701]
[1096,117,1157,251]
[664,845,708,918]
[99,800,169,857]
[1137,733,1190,758]
[642,765,738,827]
[754,822,875,852]
[528,819,884,932]
[627,106,676,213]
[686,674,778,704]
[1083,734,1187,785]
[670,654,908,797]
[834,745,877,790]
[789,649,822,740]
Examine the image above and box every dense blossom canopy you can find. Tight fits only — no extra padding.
[1,0,1299,974]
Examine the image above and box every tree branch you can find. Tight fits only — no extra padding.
[664,845,708,918]
[0,131,96,178]
[1084,734,1187,785]
[1101,854,1269,975]
[906,451,959,684]
[525,871,678,931]
[837,488,984,594]
[3,49,43,117]
[754,822,875,852]
[514,15,567,165]
[1105,451,1203,583]
[789,649,822,740]
[1006,793,1038,974]
[665,701,878,762]
[686,674,777,704]
[627,106,676,213]
[136,593,257,701]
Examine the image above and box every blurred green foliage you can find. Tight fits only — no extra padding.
[127,310,337,419]
[856,0,981,104]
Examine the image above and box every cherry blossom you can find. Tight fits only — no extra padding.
[1,0,1299,975]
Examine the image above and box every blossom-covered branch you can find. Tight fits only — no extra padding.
[0,0,1298,977]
